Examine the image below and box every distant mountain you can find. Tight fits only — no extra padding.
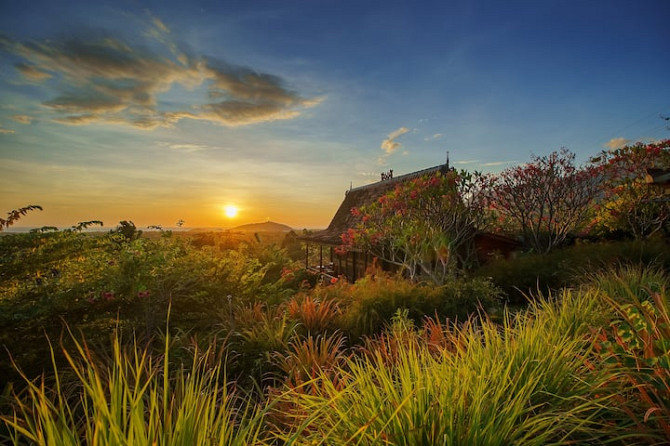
[232,221,293,232]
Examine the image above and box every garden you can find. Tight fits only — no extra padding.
[1,140,669,444]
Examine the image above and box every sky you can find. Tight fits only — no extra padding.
[1,0,668,230]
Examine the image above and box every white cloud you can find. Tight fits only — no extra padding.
[482,160,515,167]
[380,126,410,155]
[0,127,15,134]
[424,133,442,141]
[604,137,630,150]
[169,143,210,153]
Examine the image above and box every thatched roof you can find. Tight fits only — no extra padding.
[300,164,451,245]
[646,168,670,188]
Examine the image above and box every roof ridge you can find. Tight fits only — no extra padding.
[348,164,448,193]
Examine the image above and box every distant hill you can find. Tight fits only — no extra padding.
[232,221,293,233]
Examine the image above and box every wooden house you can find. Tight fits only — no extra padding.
[300,164,519,282]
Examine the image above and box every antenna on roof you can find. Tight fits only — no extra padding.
[446,150,450,170]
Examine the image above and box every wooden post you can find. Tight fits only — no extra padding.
[364,251,368,274]
[305,242,309,269]
[338,252,342,276]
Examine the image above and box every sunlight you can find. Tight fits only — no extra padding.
[223,205,238,219]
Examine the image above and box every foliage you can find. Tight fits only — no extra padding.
[488,148,601,253]
[475,238,670,303]
[1,327,268,445]
[343,169,492,284]
[595,283,670,443]
[584,264,668,303]
[0,229,296,385]
[590,139,670,239]
[307,270,499,341]
[111,220,142,242]
[285,294,342,336]
[277,290,623,445]
[0,205,42,231]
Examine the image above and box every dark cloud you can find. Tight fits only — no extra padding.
[2,24,320,129]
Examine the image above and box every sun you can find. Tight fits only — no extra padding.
[223,205,238,219]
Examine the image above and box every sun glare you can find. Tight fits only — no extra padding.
[224,205,238,218]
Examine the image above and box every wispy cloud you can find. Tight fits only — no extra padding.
[14,62,52,81]
[169,143,210,153]
[454,159,479,165]
[424,133,442,141]
[482,160,515,167]
[380,126,410,155]
[603,137,630,150]
[0,16,321,130]
[10,114,32,124]
[0,127,15,134]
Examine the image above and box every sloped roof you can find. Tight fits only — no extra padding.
[646,168,670,188]
[300,164,450,245]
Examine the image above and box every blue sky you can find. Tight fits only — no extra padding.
[1,0,668,228]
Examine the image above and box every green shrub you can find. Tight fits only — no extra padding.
[475,239,670,303]
[305,271,500,341]
[0,231,297,386]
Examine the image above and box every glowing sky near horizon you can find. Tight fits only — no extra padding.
[1,0,668,229]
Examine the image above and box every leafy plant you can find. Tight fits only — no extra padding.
[285,294,342,336]
[596,285,670,442]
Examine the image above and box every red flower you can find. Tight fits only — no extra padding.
[102,291,115,301]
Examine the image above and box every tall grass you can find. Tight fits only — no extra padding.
[590,267,670,444]
[2,326,268,445]
[583,263,668,303]
[277,289,626,445]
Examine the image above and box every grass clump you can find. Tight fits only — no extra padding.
[1,326,268,445]
[278,290,624,445]
[594,278,670,443]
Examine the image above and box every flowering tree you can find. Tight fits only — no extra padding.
[590,139,670,239]
[341,169,492,285]
[488,148,600,253]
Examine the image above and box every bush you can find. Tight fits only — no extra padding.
[0,231,297,386]
[305,271,500,341]
[475,239,670,303]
